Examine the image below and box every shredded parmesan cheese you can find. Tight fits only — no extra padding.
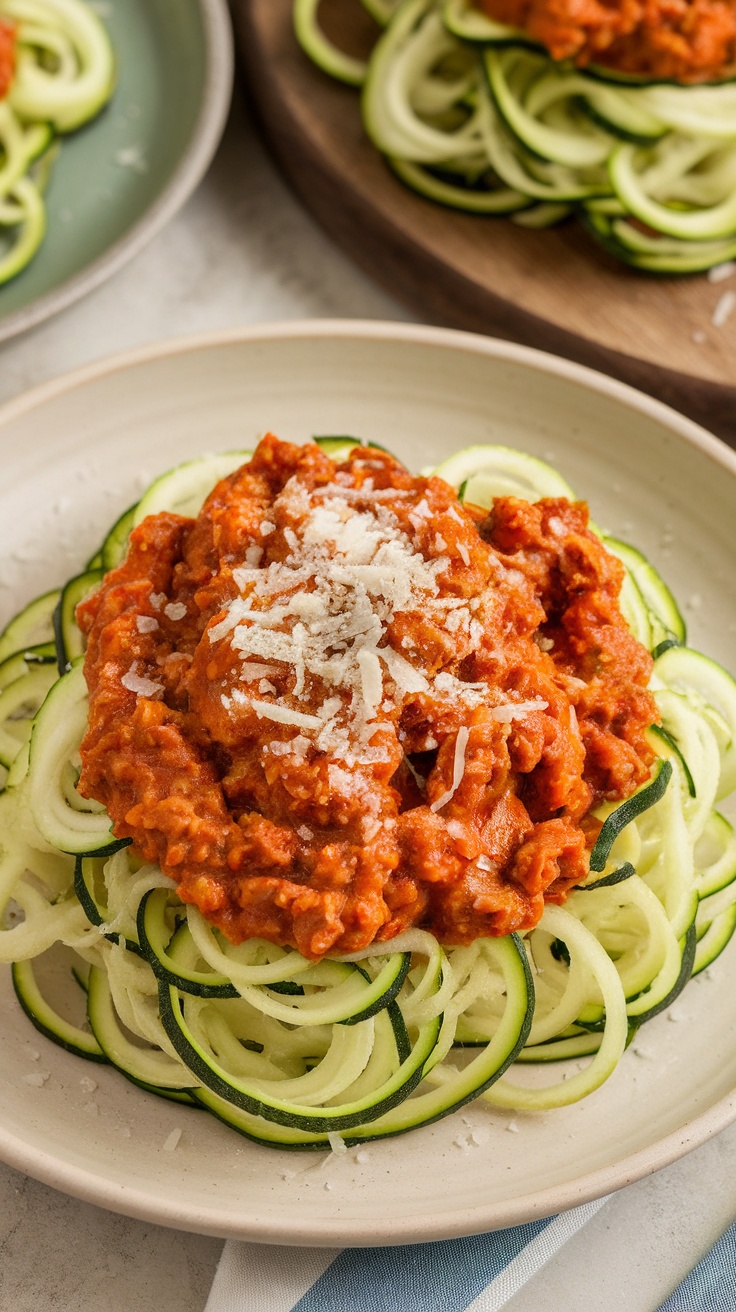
[490,699,548,722]
[431,726,470,812]
[249,700,323,730]
[712,290,736,328]
[121,664,163,697]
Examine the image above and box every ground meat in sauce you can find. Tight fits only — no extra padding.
[76,435,659,959]
[476,0,736,82]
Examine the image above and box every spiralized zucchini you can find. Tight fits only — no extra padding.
[2,440,736,1149]
[0,0,114,284]
[293,0,736,273]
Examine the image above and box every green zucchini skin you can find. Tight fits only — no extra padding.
[158,976,442,1133]
[188,935,534,1149]
[590,761,673,872]
[53,568,102,675]
[101,504,137,571]
[137,890,238,999]
[74,852,142,954]
[626,923,697,1029]
[694,904,736,975]
[575,862,636,892]
[12,959,107,1064]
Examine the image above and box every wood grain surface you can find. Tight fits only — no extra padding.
[233,0,736,442]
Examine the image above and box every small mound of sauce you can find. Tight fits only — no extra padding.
[476,0,736,83]
[77,435,658,958]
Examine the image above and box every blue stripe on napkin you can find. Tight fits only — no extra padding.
[658,1219,736,1312]
[292,1218,554,1312]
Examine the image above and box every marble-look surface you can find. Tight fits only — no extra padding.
[0,91,408,409]
[0,88,734,1312]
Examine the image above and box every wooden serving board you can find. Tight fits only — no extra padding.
[233,0,736,442]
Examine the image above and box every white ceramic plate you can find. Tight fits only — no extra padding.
[1,322,735,1246]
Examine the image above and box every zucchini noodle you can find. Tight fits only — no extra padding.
[0,0,114,284]
[294,0,736,273]
[1,439,735,1149]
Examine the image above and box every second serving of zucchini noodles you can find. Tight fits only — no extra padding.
[294,0,736,274]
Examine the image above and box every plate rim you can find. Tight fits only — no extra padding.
[1,317,736,1245]
[0,0,235,347]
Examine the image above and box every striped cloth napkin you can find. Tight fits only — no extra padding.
[204,1206,736,1312]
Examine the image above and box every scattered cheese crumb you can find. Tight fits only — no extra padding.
[355,1150,370,1164]
[328,1132,347,1156]
[80,1076,98,1094]
[115,144,148,174]
[122,668,164,697]
[505,1120,519,1134]
[136,615,159,633]
[22,1072,50,1087]
[260,521,276,536]
[712,290,736,328]
[708,261,735,284]
[150,592,166,610]
[163,1128,182,1152]
[164,602,187,621]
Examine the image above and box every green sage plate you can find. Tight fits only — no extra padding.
[0,0,233,343]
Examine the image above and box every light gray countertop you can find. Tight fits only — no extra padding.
[0,91,734,1312]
